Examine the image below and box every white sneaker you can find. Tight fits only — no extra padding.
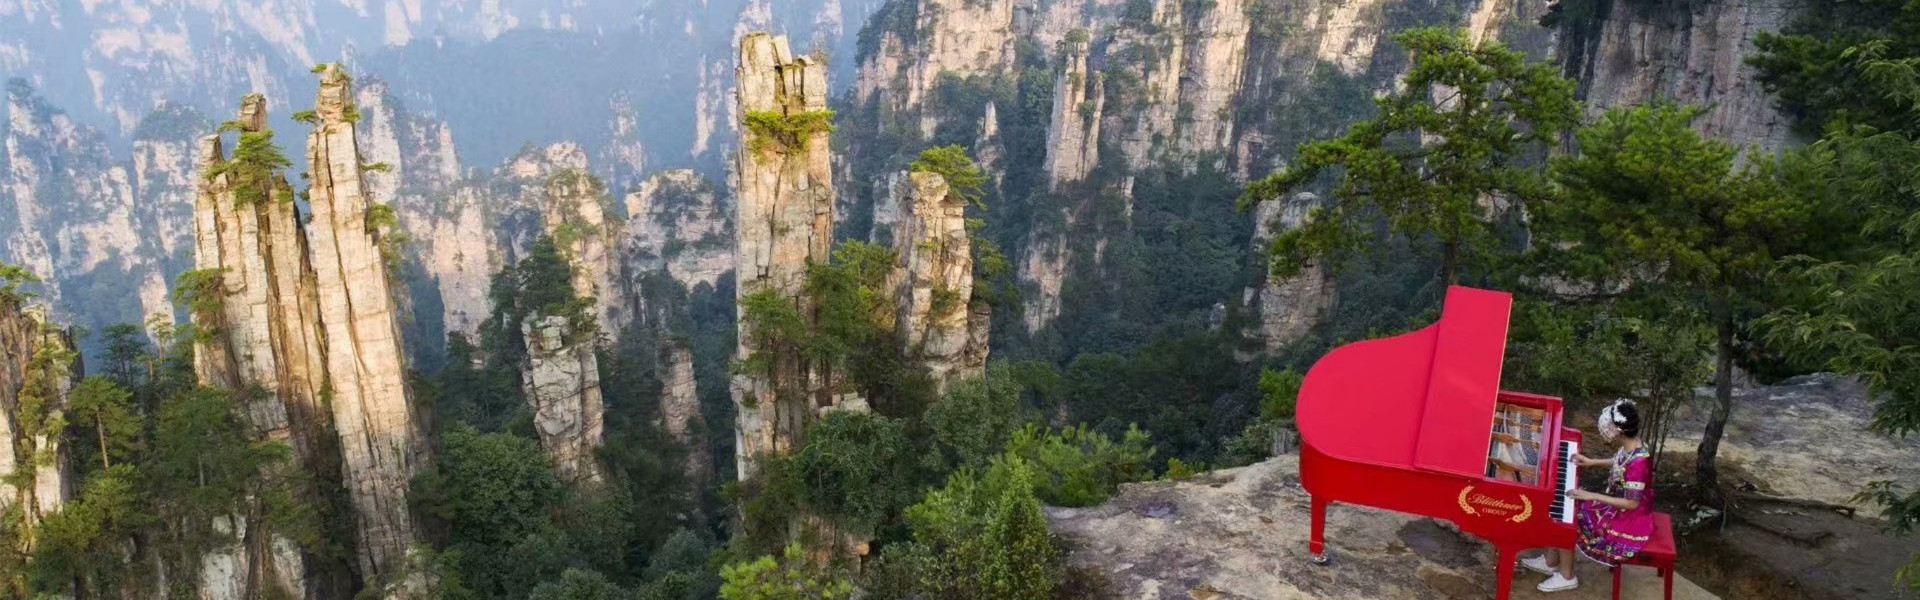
[1520,555,1555,575]
[1537,573,1580,592]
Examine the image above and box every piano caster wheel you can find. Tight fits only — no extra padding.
[1311,552,1331,565]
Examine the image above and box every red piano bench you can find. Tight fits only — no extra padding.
[1610,512,1676,600]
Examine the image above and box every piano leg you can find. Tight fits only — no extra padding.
[1309,496,1328,564]
[1494,547,1518,600]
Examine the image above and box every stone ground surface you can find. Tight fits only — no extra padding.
[1667,373,1920,508]
[1665,374,1920,600]
[1047,457,1716,600]
[1047,373,1920,600]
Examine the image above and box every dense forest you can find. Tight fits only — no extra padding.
[0,0,1917,598]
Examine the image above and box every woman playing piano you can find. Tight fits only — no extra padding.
[1521,400,1656,593]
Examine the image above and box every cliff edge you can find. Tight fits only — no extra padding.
[1047,456,1716,600]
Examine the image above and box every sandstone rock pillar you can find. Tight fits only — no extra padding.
[304,64,426,584]
[732,33,837,480]
[1247,193,1333,354]
[1042,36,1103,190]
[0,299,73,563]
[658,341,710,494]
[883,172,988,390]
[188,95,327,599]
[520,315,606,486]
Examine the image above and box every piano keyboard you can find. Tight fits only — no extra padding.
[1552,440,1578,523]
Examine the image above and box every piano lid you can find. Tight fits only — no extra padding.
[1297,286,1515,478]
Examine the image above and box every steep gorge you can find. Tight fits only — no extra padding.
[844,0,1802,359]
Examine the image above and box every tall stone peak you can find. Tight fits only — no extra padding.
[301,65,429,586]
[853,0,1017,137]
[1246,193,1333,355]
[540,165,627,337]
[0,297,75,562]
[624,169,733,293]
[880,171,989,390]
[732,32,840,480]
[520,314,607,486]
[1042,36,1102,190]
[314,64,358,124]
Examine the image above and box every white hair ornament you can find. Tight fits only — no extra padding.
[1598,399,1633,440]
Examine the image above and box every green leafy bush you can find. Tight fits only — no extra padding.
[719,544,855,600]
[1003,424,1154,507]
[910,145,990,207]
[928,370,1030,469]
[882,456,1061,599]
[743,110,836,155]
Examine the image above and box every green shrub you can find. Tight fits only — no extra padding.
[928,370,1029,469]
[719,544,855,600]
[743,110,836,155]
[1257,367,1303,421]
[1003,423,1155,507]
[890,456,1061,599]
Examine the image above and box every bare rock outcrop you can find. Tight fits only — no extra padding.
[304,65,427,585]
[1042,35,1103,190]
[355,80,495,342]
[880,171,989,389]
[1,81,187,344]
[0,298,74,559]
[1246,193,1334,354]
[1570,0,1802,155]
[624,170,733,294]
[541,166,628,337]
[853,0,1017,138]
[1668,373,1920,509]
[188,95,328,599]
[1172,0,1252,167]
[519,315,607,486]
[1048,456,1717,600]
[658,341,710,494]
[732,33,841,479]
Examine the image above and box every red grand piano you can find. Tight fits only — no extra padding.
[1300,286,1580,600]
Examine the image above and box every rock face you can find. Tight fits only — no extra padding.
[624,170,734,294]
[1668,373,1920,509]
[880,171,988,389]
[1172,0,1252,166]
[0,298,74,559]
[303,65,427,586]
[1568,0,1802,155]
[0,81,195,344]
[658,341,711,493]
[188,94,329,600]
[853,0,1017,137]
[1247,193,1333,353]
[542,166,628,337]
[1047,456,1718,600]
[354,80,496,347]
[731,33,840,479]
[1042,36,1102,190]
[520,315,607,486]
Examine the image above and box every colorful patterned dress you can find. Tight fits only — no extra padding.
[1575,446,1655,566]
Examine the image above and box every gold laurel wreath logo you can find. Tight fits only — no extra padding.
[1457,486,1478,516]
[1512,495,1533,523]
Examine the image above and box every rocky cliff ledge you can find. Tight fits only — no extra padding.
[1047,456,1716,600]
[1050,372,1920,599]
